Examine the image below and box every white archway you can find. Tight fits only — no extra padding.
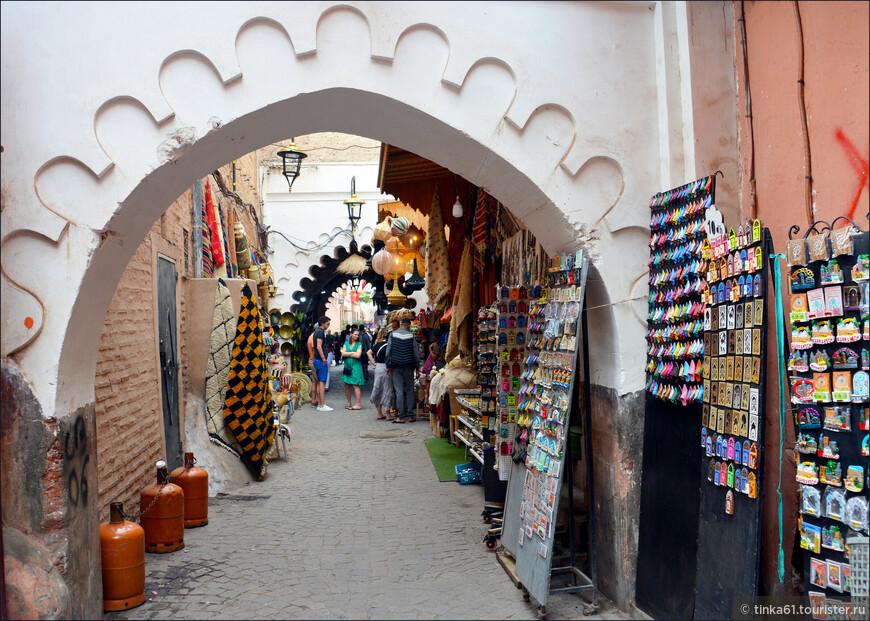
[2,2,737,614]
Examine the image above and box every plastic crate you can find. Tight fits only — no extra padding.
[455,461,482,485]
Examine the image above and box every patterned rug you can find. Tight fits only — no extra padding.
[223,284,274,480]
[425,186,451,308]
[204,279,242,457]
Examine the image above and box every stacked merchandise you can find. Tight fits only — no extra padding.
[787,223,870,609]
[476,305,499,417]
[646,176,717,405]
[496,286,530,479]
[511,252,586,551]
[700,218,767,513]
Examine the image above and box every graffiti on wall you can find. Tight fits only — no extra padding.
[63,414,90,507]
[835,128,869,220]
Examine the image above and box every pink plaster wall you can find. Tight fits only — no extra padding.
[735,0,869,597]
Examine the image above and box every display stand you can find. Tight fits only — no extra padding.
[499,254,595,616]
[693,228,773,620]
[785,220,869,613]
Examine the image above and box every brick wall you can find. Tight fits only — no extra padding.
[95,161,262,522]
[93,236,162,521]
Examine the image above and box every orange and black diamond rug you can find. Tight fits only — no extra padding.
[222,283,274,480]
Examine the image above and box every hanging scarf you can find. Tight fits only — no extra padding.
[206,179,225,268]
[425,186,451,308]
[201,182,214,277]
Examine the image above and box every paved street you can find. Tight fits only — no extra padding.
[109,366,624,620]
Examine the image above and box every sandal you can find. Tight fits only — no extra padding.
[407,417,417,423]
[392,418,406,424]
[350,405,361,410]
[377,415,387,420]
[345,405,353,410]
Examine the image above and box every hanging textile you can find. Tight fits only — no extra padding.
[204,279,242,457]
[224,206,237,278]
[205,179,226,270]
[424,186,451,308]
[222,283,275,480]
[201,182,214,278]
[445,240,474,362]
[216,199,232,279]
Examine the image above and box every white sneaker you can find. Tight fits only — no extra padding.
[317,405,334,412]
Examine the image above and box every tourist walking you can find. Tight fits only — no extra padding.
[341,327,368,410]
[386,317,420,423]
[370,327,396,420]
[312,316,333,411]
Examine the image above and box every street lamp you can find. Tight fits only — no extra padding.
[343,176,365,237]
[277,141,307,191]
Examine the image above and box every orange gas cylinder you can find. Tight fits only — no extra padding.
[139,460,185,553]
[171,452,209,527]
[100,502,145,611]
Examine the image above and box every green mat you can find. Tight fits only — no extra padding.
[423,437,469,482]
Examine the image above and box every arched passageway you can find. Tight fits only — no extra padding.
[1,3,739,616]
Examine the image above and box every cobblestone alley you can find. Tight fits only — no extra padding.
[107,367,625,620]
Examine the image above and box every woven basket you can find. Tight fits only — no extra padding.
[292,372,312,404]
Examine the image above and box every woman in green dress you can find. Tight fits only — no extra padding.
[341,328,369,409]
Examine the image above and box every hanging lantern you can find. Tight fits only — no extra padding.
[390,217,410,236]
[372,219,393,242]
[392,253,409,275]
[371,248,395,276]
[277,142,308,192]
[386,273,407,307]
[405,258,426,292]
[400,226,424,251]
[385,237,400,253]
[402,251,425,278]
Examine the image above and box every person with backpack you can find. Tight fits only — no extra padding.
[385,317,421,423]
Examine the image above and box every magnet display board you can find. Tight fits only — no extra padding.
[693,230,773,620]
[501,256,589,608]
[787,229,869,608]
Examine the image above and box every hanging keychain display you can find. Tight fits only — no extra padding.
[785,217,870,609]
[646,175,718,404]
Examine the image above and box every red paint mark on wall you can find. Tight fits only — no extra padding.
[835,128,869,220]
[24,317,34,330]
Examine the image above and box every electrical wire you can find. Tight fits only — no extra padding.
[264,226,354,253]
[266,142,380,152]
[738,1,758,220]
[793,0,815,225]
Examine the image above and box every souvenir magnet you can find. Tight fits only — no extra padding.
[748,471,757,498]
[807,232,830,263]
[813,373,831,402]
[725,490,734,515]
[741,388,751,414]
[825,286,843,317]
[830,226,854,257]
[791,268,815,292]
[754,299,764,326]
[853,371,869,402]
[745,302,754,328]
[753,274,762,297]
[748,415,759,441]
[734,356,744,382]
[727,305,736,329]
[827,560,844,593]
[790,293,809,323]
[788,239,807,266]
[743,357,753,382]
[752,329,761,356]
[845,496,869,532]
[801,522,821,553]
[845,465,864,492]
